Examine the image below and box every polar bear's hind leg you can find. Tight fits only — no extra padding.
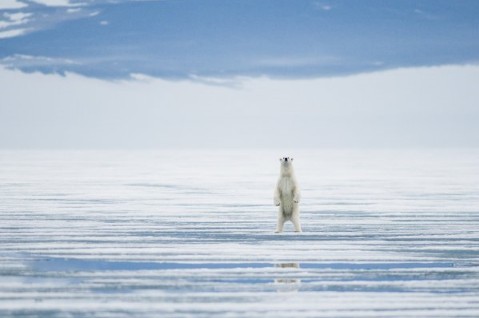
[275,208,286,233]
[291,205,302,232]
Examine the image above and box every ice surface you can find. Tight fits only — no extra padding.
[0,149,478,317]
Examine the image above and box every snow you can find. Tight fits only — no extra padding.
[0,149,478,317]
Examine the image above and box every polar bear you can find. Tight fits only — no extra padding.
[274,157,302,233]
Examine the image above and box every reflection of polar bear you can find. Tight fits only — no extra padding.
[274,157,302,233]
[274,263,301,292]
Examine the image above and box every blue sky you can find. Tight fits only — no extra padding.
[1,0,479,79]
[1,0,479,149]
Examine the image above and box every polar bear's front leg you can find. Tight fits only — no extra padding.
[274,187,281,206]
[293,186,300,204]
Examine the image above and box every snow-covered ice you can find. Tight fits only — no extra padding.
[1,149,478,317]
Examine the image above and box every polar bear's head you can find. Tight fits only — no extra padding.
[279,157,293,164]
[279,157,294,174]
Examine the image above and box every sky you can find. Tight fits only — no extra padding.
[1,0,479,149]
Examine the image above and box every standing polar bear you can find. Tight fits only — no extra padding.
[274,157,302,233]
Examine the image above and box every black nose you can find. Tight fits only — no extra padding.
[284,157,288,161]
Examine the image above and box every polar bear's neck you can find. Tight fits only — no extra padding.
[280,166,295,177]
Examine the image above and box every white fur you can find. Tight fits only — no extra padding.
[274,157,301,233]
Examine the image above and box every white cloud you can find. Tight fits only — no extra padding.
[412,8,440,20]
[67,8,82,13]
[0,0,27,10]
[129,73,154,81]
[29,0,82,7]
[0,28,28,38]
[0,12,32,30]
[1,54,80,66]
[1,65,479,148]
[0,3,96,39]
[313,2,333,11]
[4,12,32,22]
[187,74,244,88]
